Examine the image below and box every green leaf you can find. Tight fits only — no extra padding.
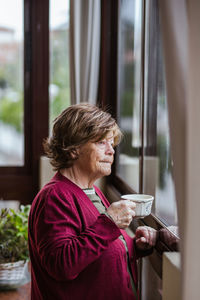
[0,204,30,263]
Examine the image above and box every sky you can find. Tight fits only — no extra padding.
[0,0,69,40]
[50,0,69,28]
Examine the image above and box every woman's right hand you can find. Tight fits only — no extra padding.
[106,200,136,229]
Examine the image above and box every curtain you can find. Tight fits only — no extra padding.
[159,0,200,299]
[69,0,101,104]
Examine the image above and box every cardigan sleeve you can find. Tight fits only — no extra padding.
[32,186,122,281]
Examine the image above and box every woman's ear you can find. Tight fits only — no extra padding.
[71,148,79,159]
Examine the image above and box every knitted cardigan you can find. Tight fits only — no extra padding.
[28,172,139,300]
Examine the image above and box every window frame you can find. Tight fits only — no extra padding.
[0,0,49,203]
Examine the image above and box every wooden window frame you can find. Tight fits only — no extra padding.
[0,0,49,204]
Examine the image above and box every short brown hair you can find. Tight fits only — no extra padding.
[43,103,122,170]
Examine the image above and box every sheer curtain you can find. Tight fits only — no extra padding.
[160,0,200,299]
[69,0,101,104]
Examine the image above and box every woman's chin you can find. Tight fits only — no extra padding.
[101,167,112,177]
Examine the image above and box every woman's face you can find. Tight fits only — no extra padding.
[75,131,115,180]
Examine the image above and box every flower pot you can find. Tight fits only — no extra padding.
[0,260,27,290]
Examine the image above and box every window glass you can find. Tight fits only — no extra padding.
[117,0,143,192]
[143,1,177,226]
[0,0,24,166]
[49,0,70,130]
[117,0,178,227]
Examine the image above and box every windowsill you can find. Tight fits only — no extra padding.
[162,252,181,299]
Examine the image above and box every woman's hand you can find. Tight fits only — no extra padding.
[159,226,179,249]
[135,226,158,251]
[106,200,136,229]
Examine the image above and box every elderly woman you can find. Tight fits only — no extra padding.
[28,103,157,300]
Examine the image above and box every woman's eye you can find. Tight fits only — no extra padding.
[97,141,106,145]
[96,140,114,148]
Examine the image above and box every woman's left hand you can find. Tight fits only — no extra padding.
[135,226,158,251]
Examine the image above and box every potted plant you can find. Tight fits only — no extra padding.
[0,204,31,289]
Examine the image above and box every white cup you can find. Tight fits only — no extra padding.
[121,194,154,218]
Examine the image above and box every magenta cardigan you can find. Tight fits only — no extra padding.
[28,172,139,300]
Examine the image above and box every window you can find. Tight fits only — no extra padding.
[0,0,24,166]
[0,1,72,203]
[117,0,143,193]
[143,0,177,227]
[0,1,49,203]
[116,0,178,229]
[49,0,70,130]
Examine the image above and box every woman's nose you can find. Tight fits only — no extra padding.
[106,143,115,155]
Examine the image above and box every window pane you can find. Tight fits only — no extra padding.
[117,0,143,192]
[0,0,24,166]
[49,0,70,130]
[143,1,177,226]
